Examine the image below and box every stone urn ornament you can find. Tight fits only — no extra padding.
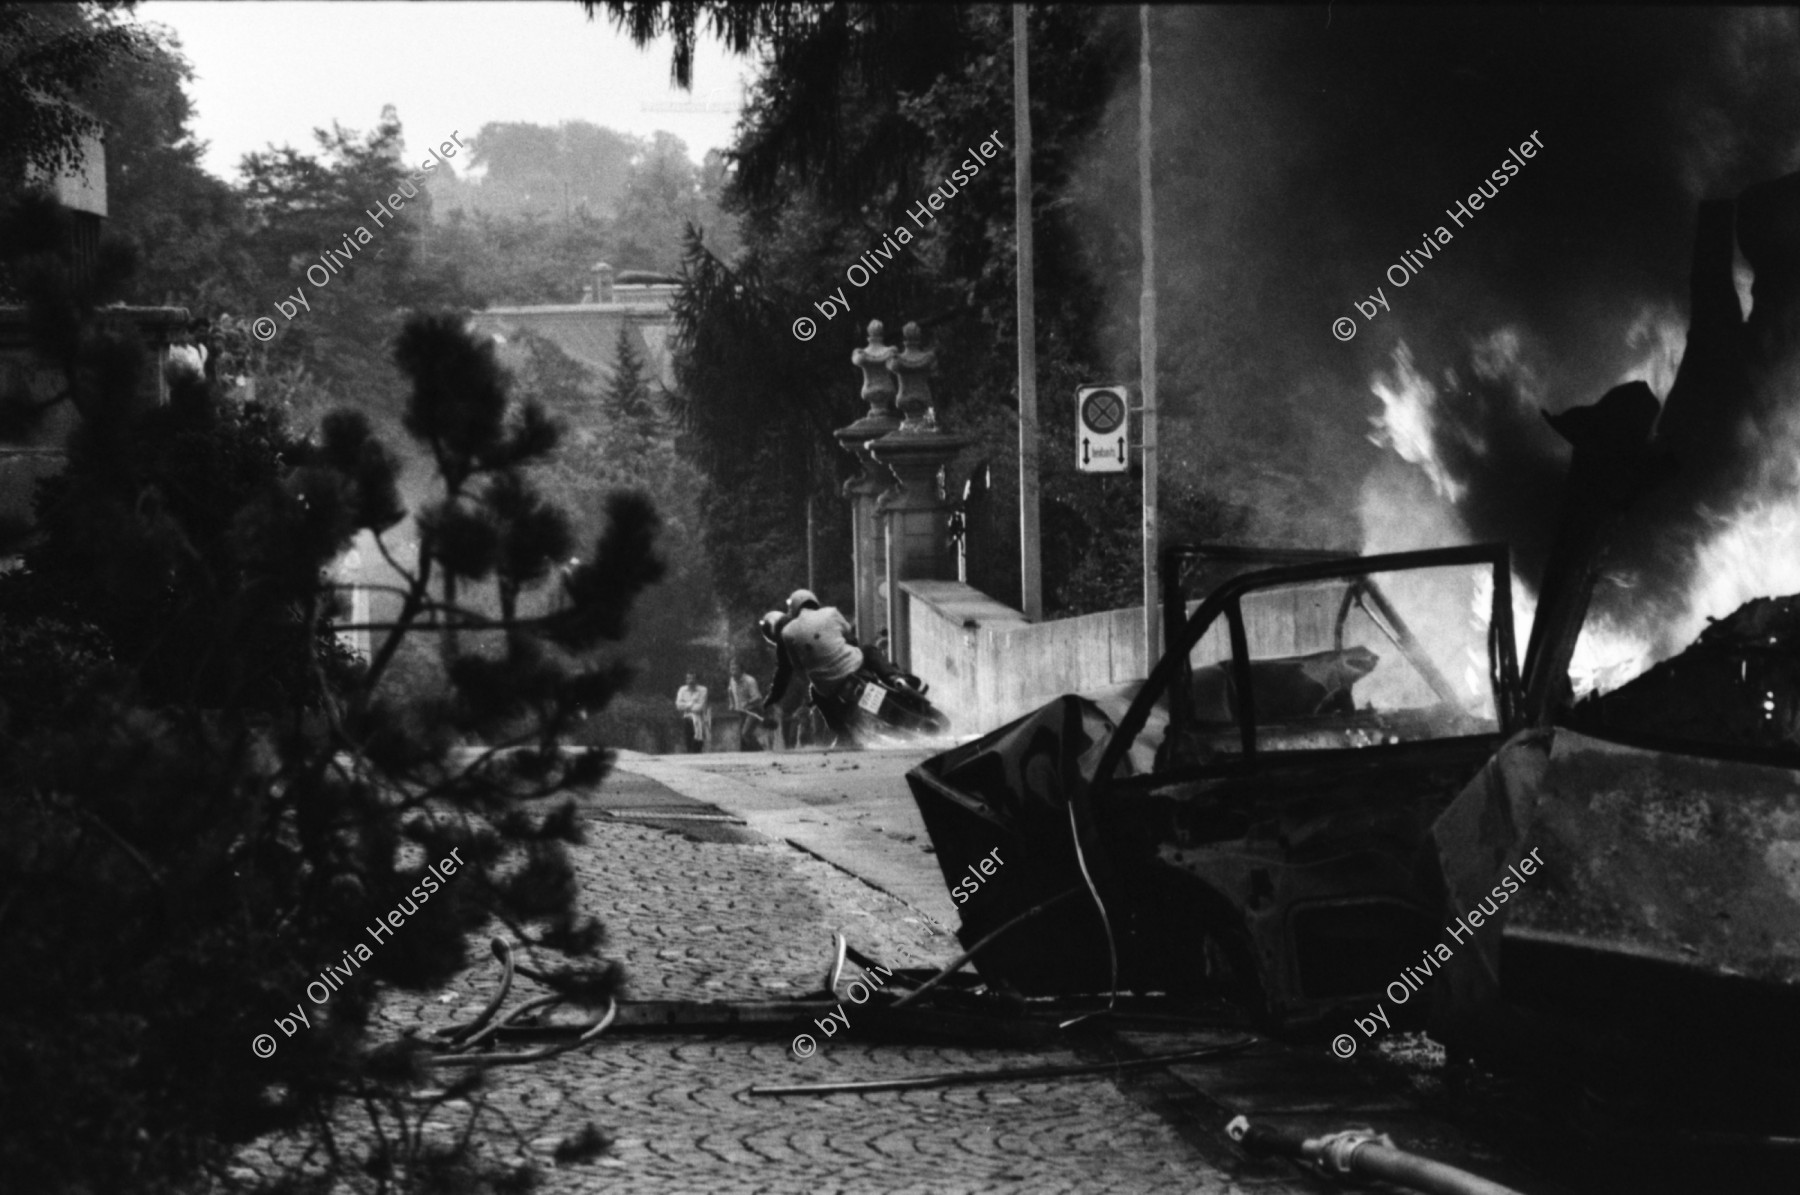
[851,320,899,420]
[887,321,940,432]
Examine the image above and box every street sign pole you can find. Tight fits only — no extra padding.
[1139,5,1160,668]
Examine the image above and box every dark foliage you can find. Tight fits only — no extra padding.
[593,2,965,206]
[519,327,721,704]
[665,227,851,620]
[0,201,657,1193]
[622,2,1245,621]
[0,3,152,181]
[605,322,657,425]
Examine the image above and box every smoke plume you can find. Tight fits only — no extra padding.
[1071,6,1800,668]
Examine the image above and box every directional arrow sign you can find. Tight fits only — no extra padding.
[1076,384,1129,473]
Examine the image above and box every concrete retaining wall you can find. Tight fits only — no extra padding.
[899,581,1152,735]
[899,577,1338,738]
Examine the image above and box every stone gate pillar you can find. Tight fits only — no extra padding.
[833,321,903,644]
[870,322,967,671]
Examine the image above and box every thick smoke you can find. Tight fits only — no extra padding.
[1070,6,1800,658]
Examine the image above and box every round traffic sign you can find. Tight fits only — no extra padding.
[1081,388,1125,434]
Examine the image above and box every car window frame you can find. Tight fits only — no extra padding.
[1095,543,1521,796]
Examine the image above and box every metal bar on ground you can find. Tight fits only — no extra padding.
[748,1039,1257,1097]
[890,887,1084,1007]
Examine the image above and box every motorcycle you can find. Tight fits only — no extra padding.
[813,671,951,747]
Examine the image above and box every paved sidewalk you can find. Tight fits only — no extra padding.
[613,746,955,924]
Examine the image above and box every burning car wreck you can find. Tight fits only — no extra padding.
[907,539,1531,1026]
[905,167,1800,1162]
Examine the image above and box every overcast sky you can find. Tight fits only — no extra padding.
[138,1,758,181]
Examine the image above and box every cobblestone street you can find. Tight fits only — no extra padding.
[346,765,1302,1194]
[229,751,1570,1194]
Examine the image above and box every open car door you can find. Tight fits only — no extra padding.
[1085,544,1523,1027]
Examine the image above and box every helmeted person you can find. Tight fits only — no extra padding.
[762,589,917,733]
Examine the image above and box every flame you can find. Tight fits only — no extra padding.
[1469,569,1652,699]
[1358,460,1467,556]
[1367,342,1466,503]
[1360,315,1800,701]
[1361,328,1690,699]
[1674,499,1800,649]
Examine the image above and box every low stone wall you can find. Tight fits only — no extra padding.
[901,575,1369,738]
[899,580,1150,736]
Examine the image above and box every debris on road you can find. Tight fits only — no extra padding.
[748,1039,1256,1098]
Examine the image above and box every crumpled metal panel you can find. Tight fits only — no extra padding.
[1429,726,1800,1058]
[1426,728,1552,1052]
[1523,731,1800,979]
[906,696,1126,994]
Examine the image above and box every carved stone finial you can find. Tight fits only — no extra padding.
[851,319,898,418]
[887,321,940,432]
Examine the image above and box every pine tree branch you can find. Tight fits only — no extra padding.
[371,528,419,589]
[326,580,496,623]
[362,528,436,691]
[71,803,164,889]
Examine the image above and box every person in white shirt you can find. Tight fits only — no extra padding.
[166,320,208,382]
[674,671,709,752]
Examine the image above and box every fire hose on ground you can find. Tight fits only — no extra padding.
[1227,1116,1527,1195]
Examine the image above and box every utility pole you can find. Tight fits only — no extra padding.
[805,492,816,592]
[1014,3,1043,621]
[1138,5,1161,667]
